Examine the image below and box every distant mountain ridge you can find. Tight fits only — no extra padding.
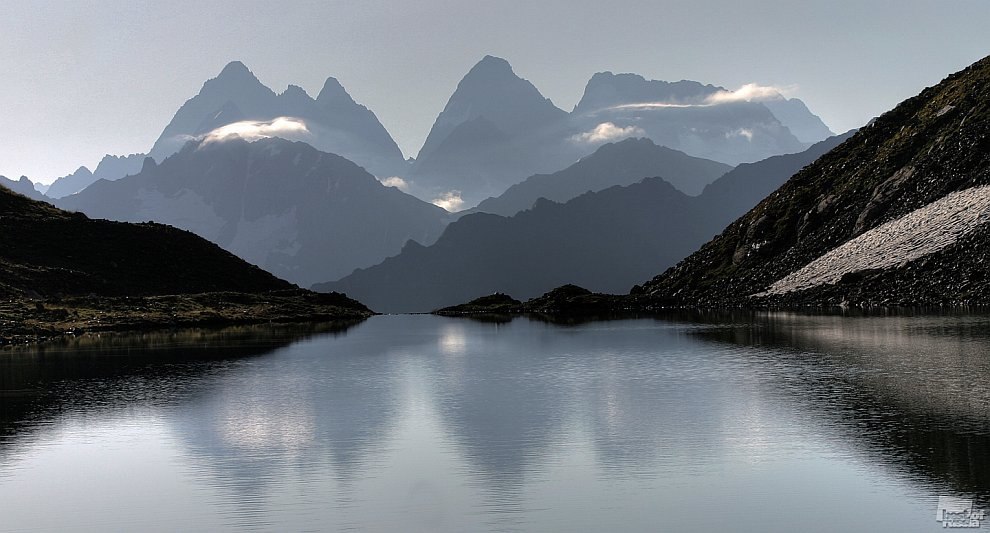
[44,153,147,199]
[59,137,450,287]
[464,138,732,218]
[0,175,47,202]
[317,132,850,312]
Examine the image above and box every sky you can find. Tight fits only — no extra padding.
[2,0,989,183]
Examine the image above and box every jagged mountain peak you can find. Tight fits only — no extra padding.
[199,61,273,100]
[281,84,310,98]
[149,62,406,176]
[316,76,357,106]
[415,55,566,163]
[463,55,514,79]
[213,60,263,85]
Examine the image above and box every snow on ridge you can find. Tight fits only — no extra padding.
[761,184,990,296]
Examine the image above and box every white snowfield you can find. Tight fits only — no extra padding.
[761,184,990,296]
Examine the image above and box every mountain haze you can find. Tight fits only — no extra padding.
[406,57,831,208]
[0,176,47,202]
[318,132,849,312]
[466,138,732,218]
[59,137,449,287]
[409,56,575,206]
[149,61,407,178]
[45,153,146,199]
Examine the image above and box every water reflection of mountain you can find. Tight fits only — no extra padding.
[168,318,414,527]
[0,322,360,465]
[692,312,990,504]
[427,318,751,496]
[426,319,570,509]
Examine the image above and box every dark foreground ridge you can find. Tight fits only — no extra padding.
[0,185,371,345]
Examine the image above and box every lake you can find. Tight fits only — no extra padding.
[1,313,988,532]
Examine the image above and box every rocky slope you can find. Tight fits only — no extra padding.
[640,54,990,307]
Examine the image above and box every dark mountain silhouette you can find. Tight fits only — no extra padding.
[465,138,731,217]
[0,184,371,339]
[318,178,710,313]
[0,176,47,202]
[316,132,848,312]
[640,55,990,307]
[148,61,406,178]
[0,183,292,297]
[59,137,449,287]
[45,153,146,199]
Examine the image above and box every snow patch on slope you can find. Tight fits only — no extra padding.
[134,189,225,239]
[226,209,301,275]
[762,185,990,295]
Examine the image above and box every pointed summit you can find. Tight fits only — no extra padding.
[217,60,251,79]
[462,55,514,80]
[205,60,268,93]
[316,76,357,106]
[416,55,566,161]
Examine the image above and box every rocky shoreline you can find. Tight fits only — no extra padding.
[0,289,373,347]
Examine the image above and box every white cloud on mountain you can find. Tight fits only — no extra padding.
[380,176,410,191]
[704,83,790,104]
[201,117,311,145]
[432,190,464,212]
[726,128,755,141]
[570,122,645,144]
[604,83,793,112]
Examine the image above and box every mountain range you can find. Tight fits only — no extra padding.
[37,57,831,212]
[45,153,147,199]
[407,56,832,207]
[58,137,450,287]
[638,54,990,307]
[317,131,852,312]
[148,61,407,180]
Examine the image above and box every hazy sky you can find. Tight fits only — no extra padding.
[2,0,989,182]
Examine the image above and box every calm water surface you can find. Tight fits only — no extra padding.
[1,313,988,532]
